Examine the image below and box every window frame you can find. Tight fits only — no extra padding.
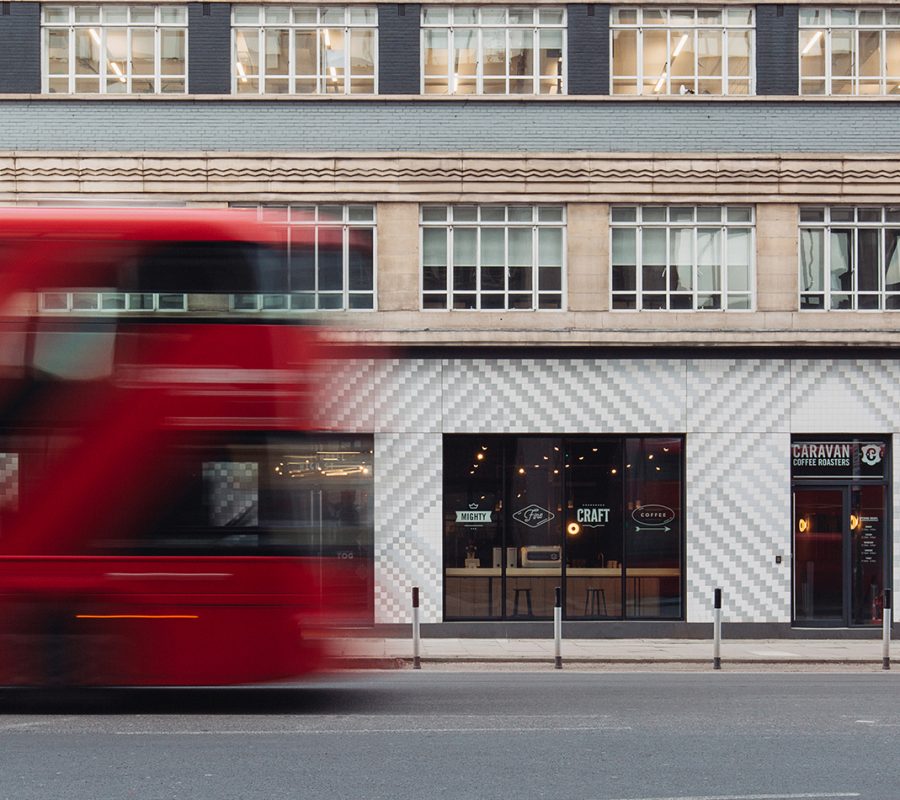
[799,7,900,96]
[41,4,188,95]
[40,291,187,313]
[609,205,756,312]
[609,6,755,96]
[230,204,377,313]
[230,5,378,95]
[420,5,567,95]
[420,205,567,312]
[798,206,900,312]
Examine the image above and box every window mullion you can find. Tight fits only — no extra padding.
[344,26,350,94]
[342,223,350,308]
[636,222,643,309]
[503,225,510,310]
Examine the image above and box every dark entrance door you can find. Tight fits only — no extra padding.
[792,484,887,626]
[793,487,845,624]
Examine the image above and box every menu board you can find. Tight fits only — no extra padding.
[858,515,881,565]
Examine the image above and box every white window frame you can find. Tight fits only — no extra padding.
[39,291,187,313]
[231,5,378,95]
[609,205,755,312]
[799,7,900,96]
[609,6,755,96]
[798,206,900,312]
[420,6,567,95]
[231,204,377,312]
[41,5,188,94]
[420,205,566,311]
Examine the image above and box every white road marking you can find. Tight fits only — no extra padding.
[0,718,77,731]
[112,725,633,736]
[601,794,859,800]
[602,794,859,800]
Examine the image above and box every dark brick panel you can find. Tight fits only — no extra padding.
[0,2,40,93]
[756,5,799,96]
[378,4,421,94]
[567,5,609,95]
[188,2,232,94]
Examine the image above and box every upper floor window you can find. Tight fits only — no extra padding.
[799,8,900,95]
[422,6,565,95]
[611,206,754,311]
[42,5,187,94]
[232,205,376,311]
[232,5,377,94]
[421,205,565,310]
[610,7,754,95]
[800,207,900,310]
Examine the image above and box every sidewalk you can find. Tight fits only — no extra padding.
[325,637,892,666]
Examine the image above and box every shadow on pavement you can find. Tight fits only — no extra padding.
[0,682,395,715]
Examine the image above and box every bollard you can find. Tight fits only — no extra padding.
[412,586,421,670]
[713,587,722,670]
[883,588,892,671]
[554,586,562,669]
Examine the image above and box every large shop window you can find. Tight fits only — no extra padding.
[231,204,376,311]
[611,206,754,311]
[42,5,187,94]
[422,6,566,95]
[800,7,900,95]
[232,5,377,94]
[443,436,684,621]
[799,206,900,311]
[610,6,754,96]
[421,205,565,310]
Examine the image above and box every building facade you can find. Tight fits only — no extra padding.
[2,0,899,634]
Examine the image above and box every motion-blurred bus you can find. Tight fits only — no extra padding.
[0,208,371,686]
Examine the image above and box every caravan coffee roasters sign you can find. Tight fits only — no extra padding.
[791,440,886,480]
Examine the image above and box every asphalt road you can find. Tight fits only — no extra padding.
[1,671,899,800]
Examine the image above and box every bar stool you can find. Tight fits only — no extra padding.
[584,587,607,616]
[512,588,534,617]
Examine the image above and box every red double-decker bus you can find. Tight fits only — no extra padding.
[0,208,371,686]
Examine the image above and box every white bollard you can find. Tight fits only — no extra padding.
[883,589,892,671]
[554,586,562,670]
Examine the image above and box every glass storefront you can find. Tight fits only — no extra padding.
[791,437,891,627]
[443,435,683,621]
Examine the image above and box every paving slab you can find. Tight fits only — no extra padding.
[324,637,892,665]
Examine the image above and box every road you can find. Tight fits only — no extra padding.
[1,670,899,800]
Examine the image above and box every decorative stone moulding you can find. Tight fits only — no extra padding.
[3,153,900,203]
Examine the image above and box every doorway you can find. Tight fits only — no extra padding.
[793,484,887,626]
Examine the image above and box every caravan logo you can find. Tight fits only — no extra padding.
[861,443,885,467]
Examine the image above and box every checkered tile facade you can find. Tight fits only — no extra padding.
[687,433,791,622]
[315,358,443,433]
[373,432,443,624]
[317,356,900,625]
[791,360,900,433]
[687,360,791,433]
[203,461,259,527]
[0,453,18,510]
[442,358,687,433]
